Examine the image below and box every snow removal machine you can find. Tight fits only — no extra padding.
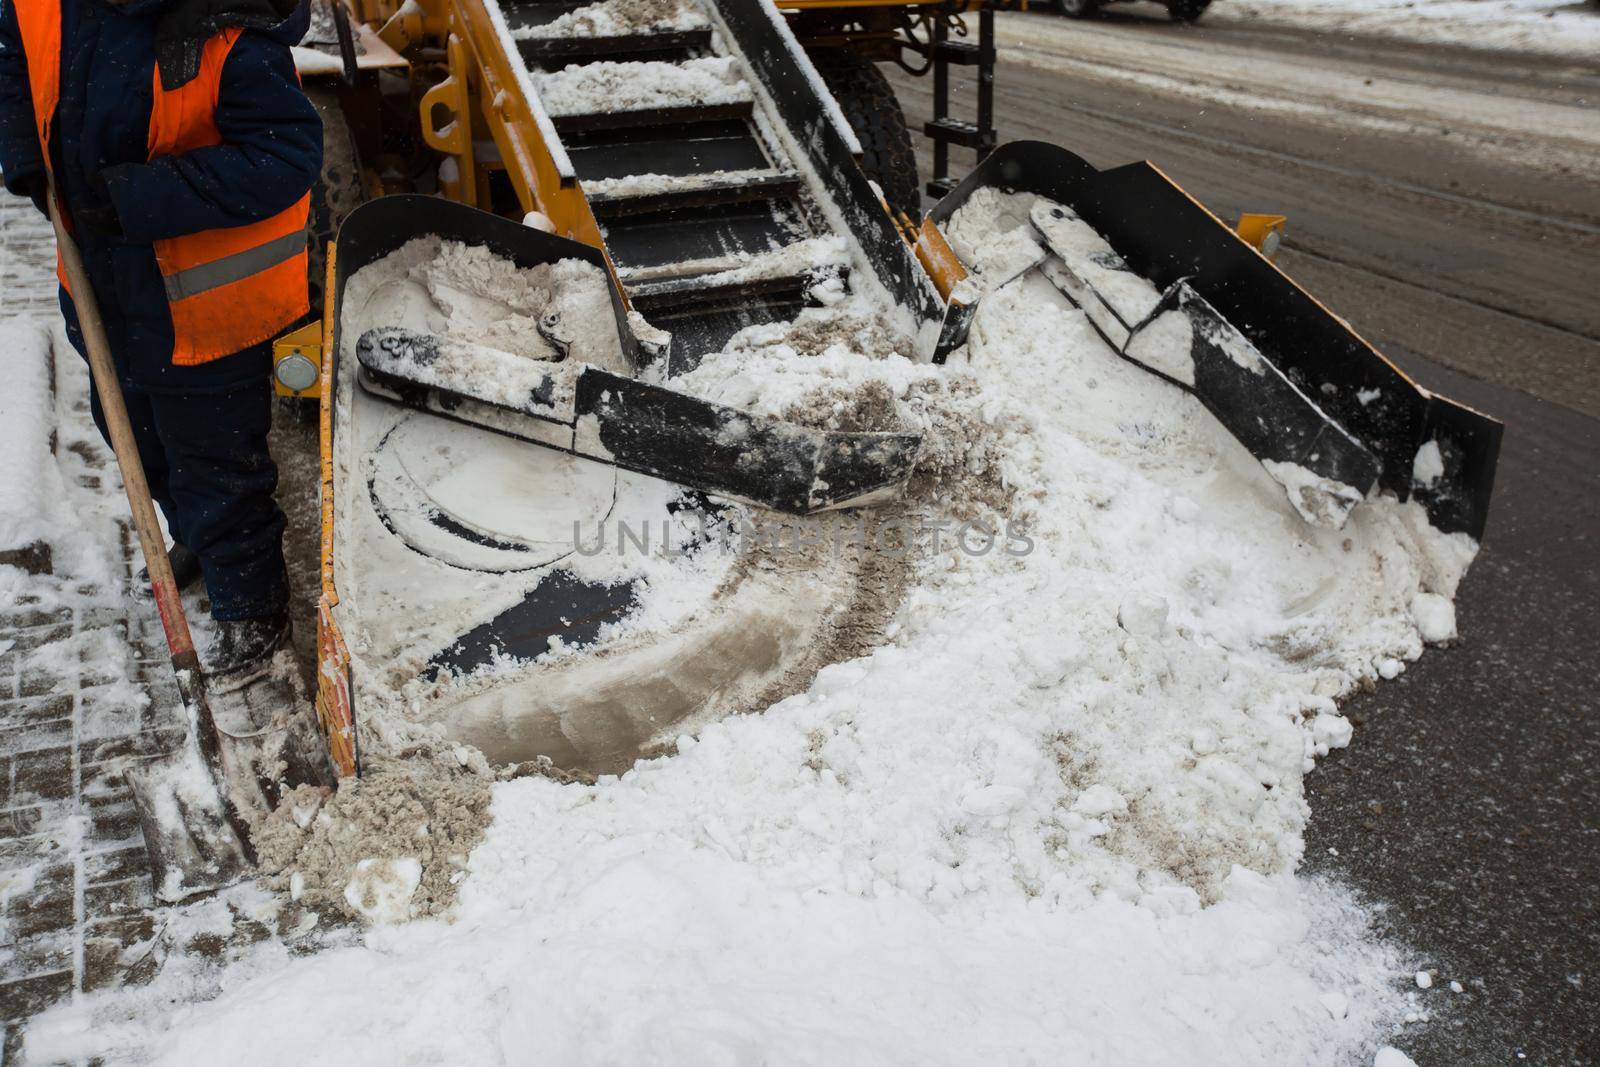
[174,0,1498,863]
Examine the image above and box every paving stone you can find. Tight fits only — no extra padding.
[4,865,73,941]
[77,607,125,631]
[64,441,104,470]
[78,760,131,802]
[0,695,73,727]
[4,930,72,977]
[0,608,70,630]
[83,915,162,995]
[16,670,65,700]
[0,834,67,871]
[5,625,71,654]
[79,727,182,767]
[0,542,52,577]
[10,749,72,804]
[84,877,151,921]
[0,805,47,842]
[76,663,123,690]
[77,692,149,744]
[83,845,147,887]
[0,970,71,1024]
[83,796,142,850]
[84,912,157,949]
[0,719,74,756]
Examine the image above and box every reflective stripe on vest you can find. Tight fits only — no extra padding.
[13,2,310,366]
[162,228,306,302]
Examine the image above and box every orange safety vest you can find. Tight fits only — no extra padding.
[14,0,310,365]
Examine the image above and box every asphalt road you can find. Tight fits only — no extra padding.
[892,12,1599,1065]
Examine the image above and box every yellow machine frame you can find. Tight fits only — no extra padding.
[297,0,1286,776]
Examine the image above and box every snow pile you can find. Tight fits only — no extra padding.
[0,321,62,552]
[0,321,132,596]
[1212,0,1600,60]
[532,56,752,117]
[956,187,1383,531]
[18,201,1474,1063]
[512,0,708,39]
[254,758,493,924]
[345,236,619,365]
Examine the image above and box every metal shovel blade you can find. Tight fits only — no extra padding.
[125,651,332,904]
[124,739,253,904]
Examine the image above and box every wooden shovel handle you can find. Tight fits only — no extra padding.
[46,185,198,664]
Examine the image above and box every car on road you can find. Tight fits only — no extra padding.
[1052,0,1213,22]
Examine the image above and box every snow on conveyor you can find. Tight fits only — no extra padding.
[510,0,709,39]
[530,55,753,117]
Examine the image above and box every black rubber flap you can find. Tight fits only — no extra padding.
[930,141,1501,539]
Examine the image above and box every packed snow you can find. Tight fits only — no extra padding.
[510,0,708,39]
[1212,0,1600,61]
[582,166,789,201]
[531,56,752,117]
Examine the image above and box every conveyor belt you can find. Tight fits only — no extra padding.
[501,0,846,361]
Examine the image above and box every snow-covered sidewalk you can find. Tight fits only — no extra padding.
[0,198,199,1059]
[1208,0,1600,61]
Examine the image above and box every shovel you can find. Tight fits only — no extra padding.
[45,186,257,901]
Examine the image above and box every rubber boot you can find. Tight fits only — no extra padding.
[207,608,291,681]
[132,543,204,601]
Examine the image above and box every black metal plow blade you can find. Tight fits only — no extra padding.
[930,141,1503,540]
[356,327,921,515]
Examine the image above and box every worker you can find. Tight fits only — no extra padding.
[0,0,321,676]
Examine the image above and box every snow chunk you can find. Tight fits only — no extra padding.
[1414,969,1433,989]
[1072,784,1128,818]
[532,57,751,117]
[343,857,423,924]
[1411,440,1444,489]
[1029,199,1164,327]
[1261,459,1365,530]
[1375,1048,1418,1067]
[1409,593,1457,643]
[960,784,1028,817]
[1117,593,1169,638]
[1312,713,1353,753]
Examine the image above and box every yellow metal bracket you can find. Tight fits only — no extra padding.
[1236,213,1287,260]
[420,31,477,205]
[272,319,325,399]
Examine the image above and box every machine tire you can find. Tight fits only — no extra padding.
[1166,0,1212,20]
[306,86,365,321]
[807,48,923,219]
[1053,0,1101,18]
